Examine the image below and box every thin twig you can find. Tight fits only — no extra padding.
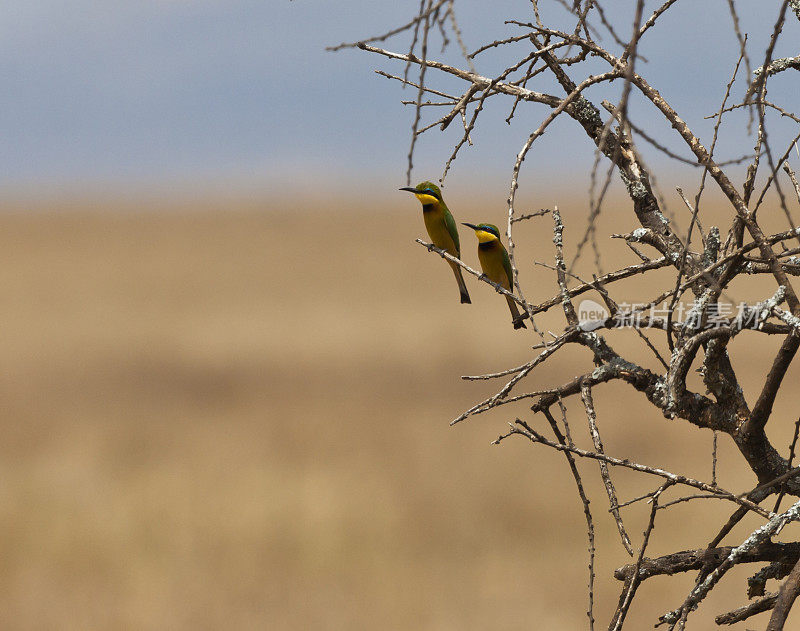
[498,421,770,518]
[581,382,633,555]
[610,482,673,631]
[543,407,595,631]
[774,416,800,513]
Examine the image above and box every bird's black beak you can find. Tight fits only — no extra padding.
[398,187,418,193]
[462,222,479,231]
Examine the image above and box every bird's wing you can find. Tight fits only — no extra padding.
[443,207,461,255]
[502,246,515,289]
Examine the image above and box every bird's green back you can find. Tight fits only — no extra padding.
[442,204,460,256]
[500,243,514,288]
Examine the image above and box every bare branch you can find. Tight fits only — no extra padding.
[609,482,672,631]
[755,53,800,78]
[326,0,448,51]
[348,4,800,624]
[745,330,799,435]
[767,555,800,630]
[581,382,633,555]
[542,407,596,630]
[503,420,771,517]
[658,499,800,628]
[716,592,778,625]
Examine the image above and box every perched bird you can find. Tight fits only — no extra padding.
[399,181,471,304]
[463,222,526,329]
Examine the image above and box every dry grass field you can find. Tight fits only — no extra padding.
[0,194,798,629]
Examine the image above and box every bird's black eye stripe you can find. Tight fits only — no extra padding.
[422,188,438,198]
[481,225,500,237]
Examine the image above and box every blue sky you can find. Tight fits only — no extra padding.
[1,1,797,198]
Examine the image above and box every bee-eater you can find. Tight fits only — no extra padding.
[400,181,471,304]
[463,223,526,329]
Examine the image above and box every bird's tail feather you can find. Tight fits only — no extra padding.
[506,295,527,329]
[451,263,471,304]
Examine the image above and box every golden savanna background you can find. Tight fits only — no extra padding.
[6,1,800,628]
[1,191,799,629]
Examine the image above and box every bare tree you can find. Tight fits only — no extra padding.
[332,2,800,628]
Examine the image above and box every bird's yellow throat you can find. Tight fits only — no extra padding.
[414,193,439,206]
[475,230,499,243]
